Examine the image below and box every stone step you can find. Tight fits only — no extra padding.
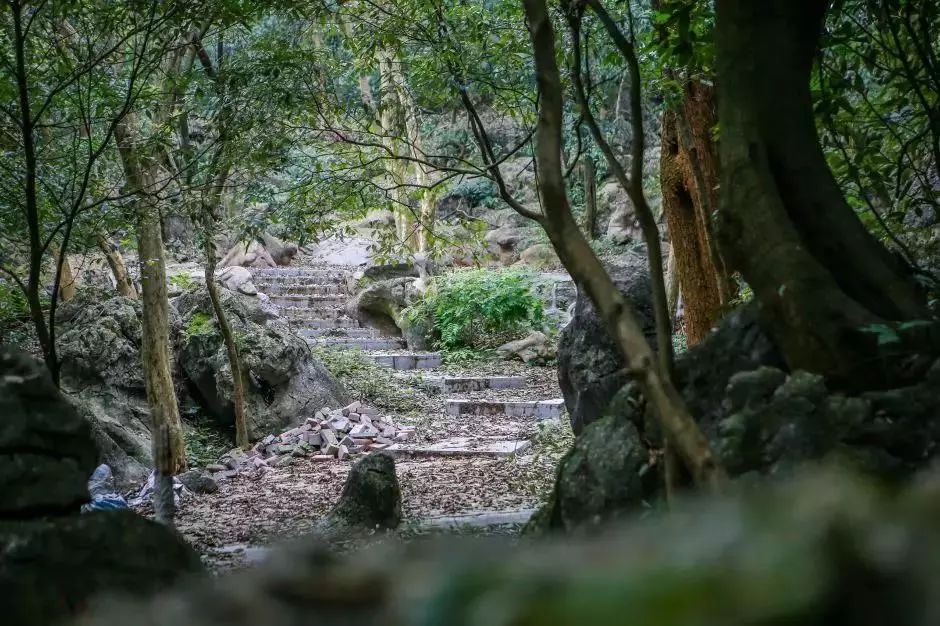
[386,437,531,458]
[309,337,407,351]
[269,294,347,308]
[422,376,526,394]
[416,508,536,529]
[292,317,361,329]
[444,398,565,420]
[371,352,443,370]
[298,327,383,339]
[281,306,350,321]
[251,268,348,281]
[260,283,344,296]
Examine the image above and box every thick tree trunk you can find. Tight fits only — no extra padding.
[97,235,138,299]
[522,0,724,491]
[660,106,722,345]
[715,0,932,386]
[116,117,187,524]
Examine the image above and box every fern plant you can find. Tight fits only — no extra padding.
[406,268,544,350]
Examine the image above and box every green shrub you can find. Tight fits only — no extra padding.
[311,347,420,414]
[170,272,196,291]
[405,268,544,351]
[185,312,215,338]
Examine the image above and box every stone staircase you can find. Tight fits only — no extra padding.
[252,265,565,460]
[251,266,441,370]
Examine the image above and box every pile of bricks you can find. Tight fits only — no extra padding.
[208,401,415,476]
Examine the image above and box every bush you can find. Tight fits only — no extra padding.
[405,268,544,351]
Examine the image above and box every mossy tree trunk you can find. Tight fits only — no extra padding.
[714,0,934,387]
[97,234,138,299]
[116,115,187,525]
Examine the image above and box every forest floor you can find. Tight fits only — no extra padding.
[163,256,572,571]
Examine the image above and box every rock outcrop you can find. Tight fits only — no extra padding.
[56,291,163,489]
[175,287,347,439]
[0,346,202,626]
[557,249,655,434]
[346,276,419,336]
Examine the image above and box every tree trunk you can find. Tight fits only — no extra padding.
[116,117,187,525]
[97,234,138,299]
[660,106,722,345]
[522,0,725,491]
[58,250,77,302]
[205,248,250,449]
[582,154,597,239]
[714,0,932,386]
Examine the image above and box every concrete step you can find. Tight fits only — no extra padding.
[371,352,443,370]
[281,306,350,321]
[298,327,383,339]
[444,398,564,420]
[260,283,344,296]
[269,294,347,308]
[422,376,526,394]
[292,317,361,329]
[310,337,407,351]
[251,268,348,282]
[416,508,536,529]
[386,437,531,458]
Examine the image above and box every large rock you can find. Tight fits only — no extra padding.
[497,331,555,364]
[346,276,419,335]
[557,249,655,434]
[0,348,203,626]
[0,347,97,516]
[56,291,164,489]
[529,407,656,535]
[1,512,203,626]
[77,469,940,626]
[485,226,540,266]
[175,287,347,439]
[316,452,402,537]
[597,180,641,243]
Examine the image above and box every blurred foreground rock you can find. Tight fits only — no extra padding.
[77,468,940,626]
[0,346,202,626]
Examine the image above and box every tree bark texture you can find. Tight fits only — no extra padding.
[116,116,187,493]
[583,154,597,239]
[659,89,724,345]
[522,0,725,491]
[97,235,138,299]
[715,0,933,386]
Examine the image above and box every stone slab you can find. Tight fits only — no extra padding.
[385,437,531,458]
[423,376,526,393]
[371,353,443,370]
[311,337,406,351]
[299,327,382,339]
[295,317,361,329]
[444,398,565,419]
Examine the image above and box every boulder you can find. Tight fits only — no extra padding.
[0,347,97,516]
[517,243,560,269]
[557,249,655,434]
[216,266,258,295]
[346,276,419,335]
[316,452,402,536]
[597,180,641,243]
[485,226,533,265]
[178,468,219,494]
[0,348,203,626]
[55,292,163,490]
[497,331,555,364]
[0,511,203,626]
[528,409,655,535]
[175,287,347,439]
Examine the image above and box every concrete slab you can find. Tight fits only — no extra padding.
[444,398,565,419]
[423,376,526,393]
[312,337,406,350]
[294,317,361,329]
[261,283,344,296]
[298,327,383,339]
[386,437,531,458]
[371,353,443,370]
